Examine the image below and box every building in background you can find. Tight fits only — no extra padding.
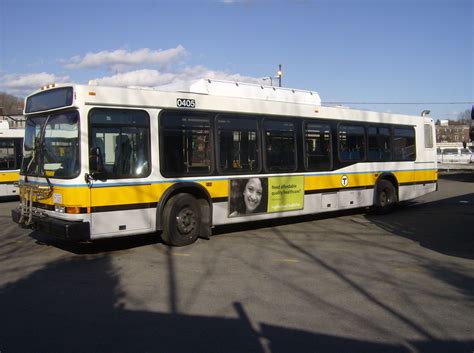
[435,120,470,145]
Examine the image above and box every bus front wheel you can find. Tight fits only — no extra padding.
[374,180,398,214]
[162,194,201,246]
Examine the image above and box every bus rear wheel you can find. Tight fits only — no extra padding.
[162,194,201,246]
[374,180,398,214]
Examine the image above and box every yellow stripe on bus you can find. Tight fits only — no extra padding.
[394,169,437,184]
[197,180,229,198]
[0,171,20,183]
[305,173,376,190]
[27,169,436,207]
[92,184,155,206]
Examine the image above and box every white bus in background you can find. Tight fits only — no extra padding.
[12,80,437,246]
[437,147,472,164]
[0,119,24,198]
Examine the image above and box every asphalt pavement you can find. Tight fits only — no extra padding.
[0,171,473,353]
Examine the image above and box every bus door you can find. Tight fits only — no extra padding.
[88,109,152,237]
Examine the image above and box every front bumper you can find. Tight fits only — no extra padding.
[12,208,90,241]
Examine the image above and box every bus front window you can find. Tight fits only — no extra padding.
[21,110,80,179]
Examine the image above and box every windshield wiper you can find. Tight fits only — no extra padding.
[38,115,54,189]
[24,137,40,182]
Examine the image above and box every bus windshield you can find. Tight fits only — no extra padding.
[21,110,80,178]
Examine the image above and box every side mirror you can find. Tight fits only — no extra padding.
[89,146,106,180]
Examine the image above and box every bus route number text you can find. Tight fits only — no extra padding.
[177,98,196,108]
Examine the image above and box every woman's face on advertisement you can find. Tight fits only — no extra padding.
[243,178,262,212]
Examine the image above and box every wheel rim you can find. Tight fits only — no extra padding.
[176,207,197,235]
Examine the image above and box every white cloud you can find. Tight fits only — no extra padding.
[90,65,263,89]
[165,65,262,83]
[1,47,264,96]
[92,69,176,87]
[0,72,69,95]
[64,46,187,71]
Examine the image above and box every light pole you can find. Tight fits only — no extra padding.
[262,65,283,87]
[262,64,283,87]
[277,64,282,87]
[262,76,273,86]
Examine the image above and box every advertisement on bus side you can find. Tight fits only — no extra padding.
[228,176,304,217]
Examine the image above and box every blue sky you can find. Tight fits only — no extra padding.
[0,0,472,119]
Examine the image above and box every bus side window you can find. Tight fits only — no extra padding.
[424,124,434,148]
[264,119,296,172]
[216,116,260,174]
[304,122,332,171]
[160,112,213,177]
[393,127,416,161]
[89,108,151,179]
[368,126,391,161]
[338,124,366,161]
[0,139,16,170]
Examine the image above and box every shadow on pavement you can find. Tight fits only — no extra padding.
[365,193,474,259]
[1,256,472,353]
[365,193,474,260]
[213,208,365,236]
[438,170,474,183]
[26,208,365,254]
[28,230,161,255]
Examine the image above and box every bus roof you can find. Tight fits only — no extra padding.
[26,81,433,125]
[161,79,322,105]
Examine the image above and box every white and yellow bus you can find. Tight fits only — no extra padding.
[12,80,437,246]
[0,119,24,198]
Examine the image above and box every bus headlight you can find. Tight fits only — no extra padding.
[54,205,66,213]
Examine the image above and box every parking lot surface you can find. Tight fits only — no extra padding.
[1,172,473,353]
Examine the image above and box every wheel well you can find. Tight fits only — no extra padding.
[168,185,208,201]
[157,183,212,238]
[374,173,399,199]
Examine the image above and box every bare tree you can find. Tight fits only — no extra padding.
[457,108,472,124]
[0,92,24,116]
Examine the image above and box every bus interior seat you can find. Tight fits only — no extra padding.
[114,135,132,175]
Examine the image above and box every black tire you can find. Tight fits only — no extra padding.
[373,180,398,214]
[161,194,201,246]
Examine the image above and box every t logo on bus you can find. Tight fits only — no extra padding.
[341,175,349,187]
